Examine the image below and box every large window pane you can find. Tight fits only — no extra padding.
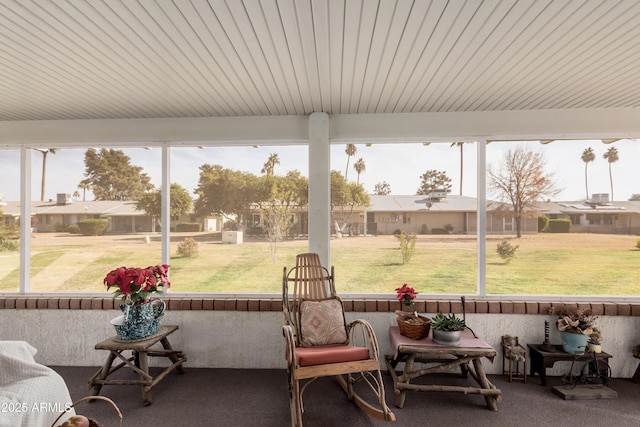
[485,140,640,296]
[330,142,477,295]
[0,149,20,292]
[28,147,161,293]
[169,145,308,293]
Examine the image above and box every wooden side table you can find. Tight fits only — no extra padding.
[89,325,187,405]
[527,344,611,386]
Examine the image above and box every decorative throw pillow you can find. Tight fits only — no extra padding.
[299,297,349,347]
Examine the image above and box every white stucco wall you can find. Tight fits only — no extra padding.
[1,309,638,378]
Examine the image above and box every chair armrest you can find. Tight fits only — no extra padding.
[282,324,297,365]
[347,319,380,360]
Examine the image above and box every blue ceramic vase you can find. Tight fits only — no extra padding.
[560,331,589,354]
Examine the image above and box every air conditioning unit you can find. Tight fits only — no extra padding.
[56,193,72,205]
[590,193,609,204]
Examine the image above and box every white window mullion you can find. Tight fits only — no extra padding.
[19,147,31,292]
[477,139,487,296]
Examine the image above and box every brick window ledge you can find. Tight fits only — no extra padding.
[1,296,639,316]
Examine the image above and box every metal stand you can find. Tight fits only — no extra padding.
[537,320,556,352]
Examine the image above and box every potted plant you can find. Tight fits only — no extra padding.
[588,327,603,353]
[394,284,430,340]
[554,306,597,354]
[431,312,466,346]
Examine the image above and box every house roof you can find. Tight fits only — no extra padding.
[1,200,145,217]
[369,194,479,212]
[1,0,640,124]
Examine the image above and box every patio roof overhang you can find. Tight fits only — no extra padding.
[1,1,640,144]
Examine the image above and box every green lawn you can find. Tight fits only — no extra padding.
[0,232,638,296]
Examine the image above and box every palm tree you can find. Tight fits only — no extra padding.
[581,147,595,200]
[353,158,366,184]
[78,180,92,202]
[33,148,58,201]
[344,144,357,180]
[261,153,280,176]
[603,146,619,201]
[450,142,464,195]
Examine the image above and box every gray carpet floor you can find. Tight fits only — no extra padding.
[52,366,640,427]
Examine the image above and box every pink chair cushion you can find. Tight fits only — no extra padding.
[295,345,370,367]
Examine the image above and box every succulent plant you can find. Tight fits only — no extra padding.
[430,312,466,331]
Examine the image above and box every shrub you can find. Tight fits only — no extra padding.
[636,238,640,250]
[223,220,238,231]
[177,237,199,257]
[77,219,108,236]
[419,224,429,234]
[431,228,447,234]
[0,239,19,252]
[175,223,202,232]
[496,240,519,264]
[547,218,571,233]
[65,224,81,234]
[538,215,549,232]
[397,232,417,264]
[443,224,454,234]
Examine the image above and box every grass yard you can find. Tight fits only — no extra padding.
[0,232,638,296]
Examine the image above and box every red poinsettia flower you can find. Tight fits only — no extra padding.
[104,264,170,304]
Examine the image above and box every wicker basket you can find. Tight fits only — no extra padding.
[51,395,122,427]
[396,311,431,340]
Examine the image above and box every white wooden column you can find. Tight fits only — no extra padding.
[308,112,331,267]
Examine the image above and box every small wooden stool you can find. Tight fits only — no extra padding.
[502,335,527,383]
[89,325,187,405]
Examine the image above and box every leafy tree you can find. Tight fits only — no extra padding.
[488,147,561,238]
[581,147,595,200]
[416,170,452,195]
[33,148,57,201]
[629,194,640,201]
[496,240,519,264]
[354,158,366,184]
[603,146,619,200]
[261,153,280,176]
[373,181,391,195]
[254,171,308,263]
[78,180,92,201]
[193,164,258,223]
[136,183,193,231]
[82,149,153,201]
[330,170,370,233]
[344,144,357,180]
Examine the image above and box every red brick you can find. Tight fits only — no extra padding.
[202,299,214,310]
[247,300,260,311]
[168,298,182,311]
[488,301,501,314]
[91,299,103,310]
[0,298,5,309]
[631,304,640,316]
[525,302,538,314]
[57,298,70,309]
[537,302,552,315]
[364,300,377,312]
[616,304,631,316]
[69,298,82,309]
[500,302,514,313]
[603,303,618,316]
[437,301,451,313]
[213,299,226,310]
[426,301,438,313]
[224,299,237,311]
[26,298,38,309]
[80,298,92,310]
[3,298,16,309]
[463,300,475,314]
[376,300,391,313]
[190,299,204,310]
[47,299,59,309]
[474,301,489,313]
[577,303,591,312]
[450,301,463,313]
[589,303,605,315]
[177,299,191,310]
[513,302,526,314]
[352,300,365,312]
[15,298,27,309]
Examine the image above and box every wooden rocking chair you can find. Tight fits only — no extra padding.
[282,253,395,426]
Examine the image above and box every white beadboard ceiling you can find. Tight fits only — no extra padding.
[2,0,640,122]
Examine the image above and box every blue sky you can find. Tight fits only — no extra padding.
[0,140,638,202]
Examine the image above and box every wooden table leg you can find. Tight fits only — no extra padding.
[472,358,497,411]
[137,351,152,406]
[161,337,185,374]
[91,351,117,397]
[394,353,415,409]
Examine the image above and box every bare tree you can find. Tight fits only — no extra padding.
[581,147,595,200]
[603,146,619,201]
[488,147,561,238]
